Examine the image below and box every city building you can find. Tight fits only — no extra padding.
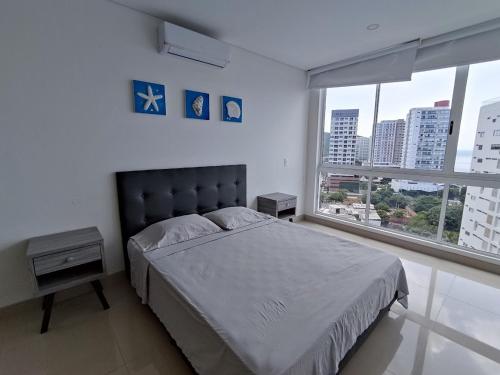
[459,99,500,255]
[391,179,444,192]
[355,135,371,165]
[324,174,360,190]
[402,100,450,170]
[373,119,405,167]
[318,202,381,226]
[328,109,359,164]
[393,101,450,192]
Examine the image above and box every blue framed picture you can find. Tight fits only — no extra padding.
[132,80,166,115]
[222,96,242,123]
[185,90,209,120]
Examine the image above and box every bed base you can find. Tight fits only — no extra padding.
[156,293,398,375]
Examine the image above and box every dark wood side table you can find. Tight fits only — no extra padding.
[27,227,109,333]
[257,192,297,222]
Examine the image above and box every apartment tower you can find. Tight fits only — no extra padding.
[459,99,500,254]
[328,109,359,165]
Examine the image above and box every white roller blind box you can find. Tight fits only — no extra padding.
[308,17,500,89]
[415,21,500,72]
[307,42,418,89]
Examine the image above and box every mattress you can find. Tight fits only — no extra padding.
[128,219,408,375]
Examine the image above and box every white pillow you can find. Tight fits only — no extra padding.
[203,206,271,230]
[130,214,222,252]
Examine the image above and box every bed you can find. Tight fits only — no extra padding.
[116,164,408,375]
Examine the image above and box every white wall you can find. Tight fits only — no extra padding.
[0,0,308,308]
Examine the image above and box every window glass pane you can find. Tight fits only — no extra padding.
[376,68,455,170]
[369,177,443,240]
[318,173,370,222]
[322,85,376,165]
[446,184,500,257]
[455,60,500,173]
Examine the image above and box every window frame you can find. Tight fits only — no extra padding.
[313,64,500,262]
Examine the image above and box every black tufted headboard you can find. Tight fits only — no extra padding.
[116,164,246,278]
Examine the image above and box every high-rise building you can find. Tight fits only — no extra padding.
[402,101,450,170]
[355,135,371,165]
[392,101,450,192]
[373,119,405,167]
[459,99,500,255]
[328,109,359,165]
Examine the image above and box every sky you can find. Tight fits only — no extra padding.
[324,60,500,157]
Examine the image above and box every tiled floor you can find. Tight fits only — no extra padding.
[1,220,499,375]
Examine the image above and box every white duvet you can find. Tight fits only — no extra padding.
[128,219,408,375]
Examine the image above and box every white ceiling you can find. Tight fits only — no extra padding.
[114,0,500,70]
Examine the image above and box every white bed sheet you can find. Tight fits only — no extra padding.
[128,219,408,375]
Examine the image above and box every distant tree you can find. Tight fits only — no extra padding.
[459,186,467,204]
[370,191,383,205]
[320,191,329,204]
[444,230,459,244]
[371,186,395,205]
[328,191,347,203]
[380,177,392,185]
[406,212,437,237]
[444,204,463,232]
[387,194,409,209]
[375,202,390,212]
[392,209,406,218]
[426,205,441,226]
[413,196,441,212]
[377,209,390,224]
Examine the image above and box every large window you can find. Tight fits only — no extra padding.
[376,68,455,170]
[316,63,500,260]
[455,60,500,174]
[322,85,376,165]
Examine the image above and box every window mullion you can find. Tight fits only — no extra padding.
[364,176,372,224]
[437,184,450,242]
[369,84,381,168]
[443,65,469,174]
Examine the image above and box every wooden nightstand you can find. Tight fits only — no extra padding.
[257,192,297,222]
[27,227,109,333]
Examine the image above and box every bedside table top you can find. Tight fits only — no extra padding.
[258,192,296,202]
[27,227,103,257]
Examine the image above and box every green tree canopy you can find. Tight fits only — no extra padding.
[413,196,441,212]
[406,211,437,237]
[444,204,463,232]
[392,209,406,218]
[387,194,409,209]
[375,202,390,212]
[327,191,347,203]
[377,209,390,224]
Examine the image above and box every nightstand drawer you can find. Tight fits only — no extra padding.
[33,244,101,276]
[278,198,296,211]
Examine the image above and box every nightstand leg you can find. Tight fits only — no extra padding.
[40,293,54,334]
[91,280,110,310]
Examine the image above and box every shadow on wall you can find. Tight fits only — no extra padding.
[0,240,34,307]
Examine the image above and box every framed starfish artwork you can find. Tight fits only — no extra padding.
[185,90,209,120]
[221,96,242,123]
[132,80,166,115]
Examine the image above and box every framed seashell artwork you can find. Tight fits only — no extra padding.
[185,90,210,120]
[132,80,166,116]
[221,96,242,123]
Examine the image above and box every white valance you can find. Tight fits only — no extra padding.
[414,18,500,72]
[308,17,500,89]
[307,42,418,89]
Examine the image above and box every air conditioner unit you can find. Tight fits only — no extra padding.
[158,21,231,68]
